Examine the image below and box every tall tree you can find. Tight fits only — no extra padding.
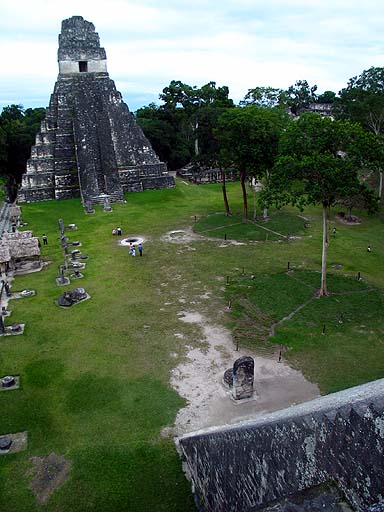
[216,106,287,220]
[136,103,191,172]
[284,80,318,115]
[261,113,378,296]
[336,67,384,197]
[137,81,234,173]
[316,90,337,104]
[0,105,46,200]
[240,86,285,108]
[337,67,384,134]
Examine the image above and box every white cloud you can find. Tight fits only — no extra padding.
[0,0,384,110]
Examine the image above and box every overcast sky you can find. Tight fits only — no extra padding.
[0,0,383,112]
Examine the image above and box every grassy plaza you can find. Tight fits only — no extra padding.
[0,179,383,511]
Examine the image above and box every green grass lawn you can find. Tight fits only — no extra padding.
[194,210,308,241]
[0,179,383,510]
[226,270,384,393]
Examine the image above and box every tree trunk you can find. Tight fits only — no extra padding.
[379,170,383,200]
[263,171,270,219]
[221,170,231,216]
[319,204,329,296]
[253,186,257,220]
[194,120,199,157]
[6,175,18,203]
[240,169,248,221]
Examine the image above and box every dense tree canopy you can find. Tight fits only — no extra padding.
[262,113,378,295]
[136,81,234,172]
[284,80,318,115]
[136,103,191,172]
[216,106,288,219]
[336,67,384,197]
[240,86,285,108]
[337,67,384,134]
[0,104,45,200]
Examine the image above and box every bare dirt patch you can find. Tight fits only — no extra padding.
[165,311,320,436]
[161,227,248,246]
[159,226,320,437]
[336,213,362,224]
[161,228,204,244]
[28,453,71,504]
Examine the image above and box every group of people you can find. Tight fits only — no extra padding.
[110,227,143,256]
[112,227,122,236]
[129,242,143,257]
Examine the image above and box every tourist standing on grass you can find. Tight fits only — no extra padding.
[131,247,136,257]
[42,234,48,245]
[117,227,122,236]
[138,243,143,256]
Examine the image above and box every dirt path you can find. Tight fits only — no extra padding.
[161,229,320,437]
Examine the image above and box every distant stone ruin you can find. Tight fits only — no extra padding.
[19,16,174,205]
[177,378,384,512]
[0,230,40,273]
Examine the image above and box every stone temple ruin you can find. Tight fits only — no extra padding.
[177,378,384,511]
[19,16,174,205]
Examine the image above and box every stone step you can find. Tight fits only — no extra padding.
[85,192,124,206]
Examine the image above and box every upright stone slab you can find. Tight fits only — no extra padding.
[19,16,174,205]
[232,356,254,400]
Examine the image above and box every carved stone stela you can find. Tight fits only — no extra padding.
[19,16,174,205]
[224,356,255,400]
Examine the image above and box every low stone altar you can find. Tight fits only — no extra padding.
[57,287,90,307]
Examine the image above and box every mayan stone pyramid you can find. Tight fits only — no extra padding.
[19,16,174,204]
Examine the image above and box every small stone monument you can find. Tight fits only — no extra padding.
[72,269,83,279]
[0,436,12,452]
[71,261,84,269]
[4,282,11,298]
[10,324,22,333]
[58,218,65,235]
[1,376,16,388]
[224,356,254,400]
[85,201,95,214]
[21,290,34,297]
[103,197,112,212]
[57,287,89,307]
[56,265,70,286]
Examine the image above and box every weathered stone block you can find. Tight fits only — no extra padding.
[177,378,384,512]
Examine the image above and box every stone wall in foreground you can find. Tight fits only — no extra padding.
[177,379,384,512]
